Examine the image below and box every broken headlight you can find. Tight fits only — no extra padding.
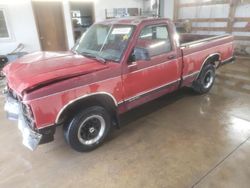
[21,103,36,130]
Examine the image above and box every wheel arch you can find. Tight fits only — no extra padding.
[55,92,119,126]
[201,53,221,69]
[197,53,221,79]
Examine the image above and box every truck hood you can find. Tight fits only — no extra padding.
[3,51,109,95]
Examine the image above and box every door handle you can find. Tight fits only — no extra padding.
[168,55,176,60]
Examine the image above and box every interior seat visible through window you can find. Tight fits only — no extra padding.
[136,25,171,57]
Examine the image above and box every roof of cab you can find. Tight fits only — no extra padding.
[97,17,170,26]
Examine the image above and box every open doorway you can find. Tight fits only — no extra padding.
[70,2,95,42]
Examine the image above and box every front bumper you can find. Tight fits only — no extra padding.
[4,96,42,151]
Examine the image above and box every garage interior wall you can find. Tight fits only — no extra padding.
[0,0,145,54]
[96,0,144,21]
[174,0,250,56]
[160,0,174,19]
[0,1,40,54]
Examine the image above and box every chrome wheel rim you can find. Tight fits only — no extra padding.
[203,70,214,89]
[77,115,105,145]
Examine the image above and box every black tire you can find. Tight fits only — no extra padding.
[64,106,111,152]
[192,64,215,94]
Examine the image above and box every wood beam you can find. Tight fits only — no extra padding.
[234,17,250,22]
[178,0,229,7]
[192,26,250,32]
[233,27,250,32]
[177,18,228,22]
[192,27,228,31]
[238,0,250,4]
[235,36,250,40]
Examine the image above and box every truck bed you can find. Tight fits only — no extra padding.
[179,33,231,47]
[179,33,234,85]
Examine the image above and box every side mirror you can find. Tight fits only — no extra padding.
[128,47,150,63]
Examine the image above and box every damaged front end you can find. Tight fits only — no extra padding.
[3,87,42,151]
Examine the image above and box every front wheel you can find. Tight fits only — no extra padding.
[192,64,215,94]
[64,106,111,152]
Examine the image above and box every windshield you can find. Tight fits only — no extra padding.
[73,24,134,62]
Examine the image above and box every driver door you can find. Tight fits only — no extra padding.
[122,24,181,109]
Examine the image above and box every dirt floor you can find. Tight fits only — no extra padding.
[0,57,250,188]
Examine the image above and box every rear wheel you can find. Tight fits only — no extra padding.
[64,106,111,152]
[192,64,215,94]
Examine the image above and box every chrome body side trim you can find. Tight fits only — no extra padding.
[182,71,200,80]
[181,41,233,57]
[123,79,181,103]
[55,92,118,124]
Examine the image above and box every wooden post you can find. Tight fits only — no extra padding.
[227,0,238,33]
[174,0,179,21]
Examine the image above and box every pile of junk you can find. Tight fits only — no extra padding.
[0,43,28,79]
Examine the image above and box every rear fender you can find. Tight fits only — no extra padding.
[196,53,221,79]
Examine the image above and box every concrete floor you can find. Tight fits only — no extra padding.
[0,58,250,188]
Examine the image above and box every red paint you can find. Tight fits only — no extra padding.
[3,51,109,96]
[3,17,234,130]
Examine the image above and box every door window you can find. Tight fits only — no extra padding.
[137,25,171,57]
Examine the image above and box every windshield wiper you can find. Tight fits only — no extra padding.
[81,52,106,64]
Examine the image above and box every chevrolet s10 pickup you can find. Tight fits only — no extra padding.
[2,17,235,152]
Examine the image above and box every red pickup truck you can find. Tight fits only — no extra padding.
[3,17,234,152]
